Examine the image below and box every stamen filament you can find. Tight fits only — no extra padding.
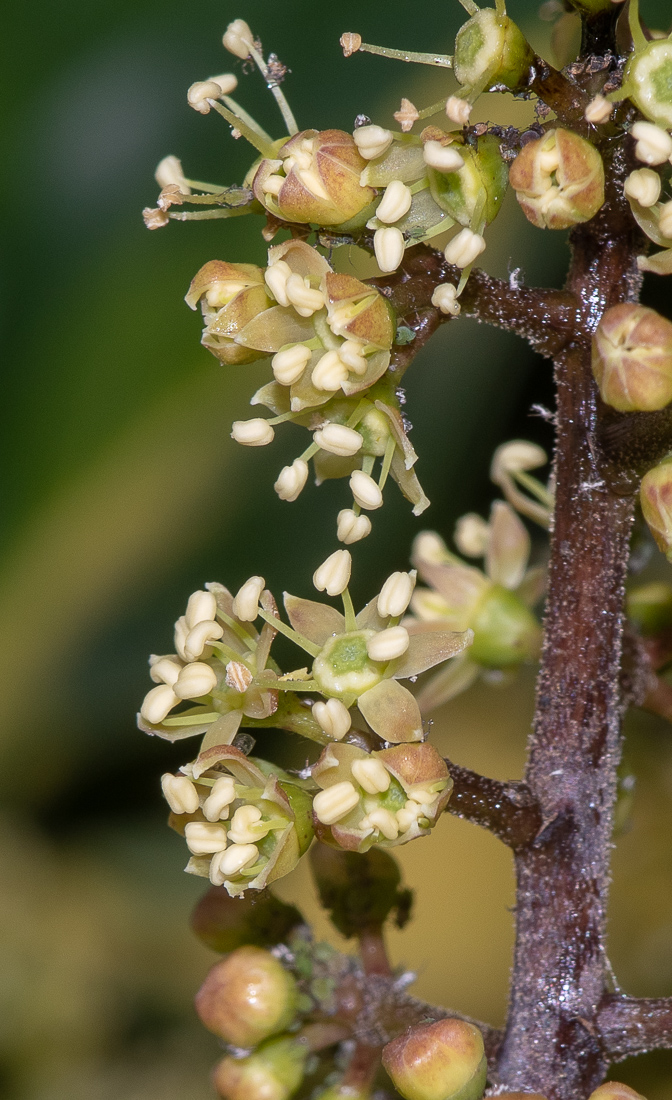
[247,43,299,135]
[417,98,450,121]
[221,94,273,143]
[257,609,321,658]
[209,101,276,158]
[357,41,452,68]
[215,608,259,651]
[341,587,357,632]
[169,207,255,222]
[514,470,554,507]
[378,434,396,490]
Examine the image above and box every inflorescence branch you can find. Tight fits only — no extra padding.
[443,759,543,849]
[597,994,672,1060]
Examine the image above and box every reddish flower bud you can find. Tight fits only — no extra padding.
[253,129,375,227]
[190,887,303,953]
[509,128,605,230]
[195,945,298,1047]
[592,303,672,412]
[588,1085,646,1100]
[640,458,672,560]
[382,1018,486,1100]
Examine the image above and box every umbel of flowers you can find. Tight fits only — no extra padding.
[141,556,472,894]
[186,238,429,539]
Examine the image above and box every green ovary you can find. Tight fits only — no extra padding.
[470,585,541,668]
[313,630,382,697]
[650,57,672,103]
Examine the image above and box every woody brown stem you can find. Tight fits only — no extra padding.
[597,994,672,1059]
[494,82,645,1097]
[443,760,542,849]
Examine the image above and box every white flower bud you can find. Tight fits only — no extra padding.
[413,531,448,564]
[313,781,360,824]
[361,806,399,839]
[312,350,349,392]
[274,459,309,501]
[203,776,237,822]
[210,844,259,883]
[367,625,410,662]
[352,124,393,160]
[351,757,391,794]
[350,469,383,510]
[141,683,179,724]
[431,283,461,316]
[491,439,547,477]
[313,549,352,596]
[150,655,183,685]
[222,18,254,59]
[264,260,292,307]
[174,615,189,660]
[232,576,265,621]
[187,80,224,114]
[312,698,352,740]
[184,619,224,662]
[423,140,465,173]
[659,200,672,239]
[161,773,200,814]
[155,155,191,193]
[376,180,413,224]
[454,513,491,557]
[185,590,218,630]
[584,94,613,124]
[631,121,672,166]
[377,571,415,618]
[231,418,275,446]
[338,340,368,374]
[228,805,264,843]
[314,423,363,457]
[374,227,405,273]
[184,821,229,855]
[337,508,372,544]
[444,228,486,268]
[285,273,325,317]
[209,72,238,95]
[624,168,662,207]
[272,345,312,386]
[174,661,218,700]
[445,96,471,126]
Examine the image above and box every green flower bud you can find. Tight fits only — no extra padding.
[213,1036,307,1100]
[185,260,272,365]
[622,37,672,129]
[191,888,304,953]
[592,303,672,412]
[252,129,376,227]
[627,581,672,635]
[196,945,298,1047]
[469,584,542,668]
[382,1018,487,1100]
[588,1085,646,1100]
[509,128,605,230]
[640,457,672,560]
[454,8,534,96]
[428,133,509,228]
[313,1086,370,1100]
[309,844,412,936]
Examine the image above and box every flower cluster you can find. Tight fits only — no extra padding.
[139,557,472,895]
[186,238,431,536]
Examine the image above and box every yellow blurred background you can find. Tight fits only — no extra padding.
[2,0,672,1096]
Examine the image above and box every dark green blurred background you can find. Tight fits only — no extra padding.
[2,0,672,1096]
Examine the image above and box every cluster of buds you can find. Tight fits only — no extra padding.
[187,238,432,535]
[509,128,605,230]
[591,303,672,412]
[408,500,543,711]
[140,559,472,894]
